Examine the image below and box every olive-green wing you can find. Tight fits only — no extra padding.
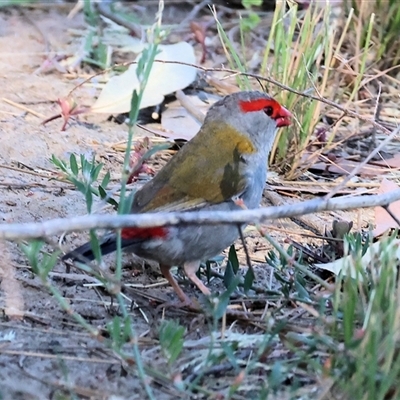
[132,122,256,213]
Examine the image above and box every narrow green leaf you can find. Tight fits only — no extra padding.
[41,251,60,277]
[223,260,236,289]
[107,316,123,350]
[80,154,86,170]
[92,163,103,182]
[243,267,255,292]
[70,153,79,176]
[89,230,102,263]
[228,245,239,273]
[142,143,172,160]
[119,190,136,214]
[242,0,263,7]
[98,186,118,208]
[50,155,68,172]
[204,260,212,284]
[213,277,240,319]
[98,185,107,200]
[136,47,150,80]
[220,341,240,372]
[85,189,93,214]
[159,320,185,366]
[20,241,44,274]
[71,179,86,194]
[129,90,140,126]
[101,171,111,188]
[294,279,309,300]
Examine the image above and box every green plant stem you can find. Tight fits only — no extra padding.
[116,12,162,282]
[115,293,156,400]
[46,281,101,338]
[262,230,332,290]
[111,4,164,399]
[347,12,375,103]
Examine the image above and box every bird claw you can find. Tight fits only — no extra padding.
[232,197,247,209]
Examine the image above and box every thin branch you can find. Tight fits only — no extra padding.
[238,224,253,272]
[382,204,400,227]
[1,190,400,241]
[175,90,205,123]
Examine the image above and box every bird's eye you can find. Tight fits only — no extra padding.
[264,106,273,116]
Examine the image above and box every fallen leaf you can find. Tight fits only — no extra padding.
[206,75,240,95]
[314,239,400,279]
[372,153,400,169]
[161,94,220,141]
[311,158,394,176]
[91,42,197,114]
[374,178,400,237]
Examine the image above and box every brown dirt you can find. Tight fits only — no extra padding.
[0,5,373,400]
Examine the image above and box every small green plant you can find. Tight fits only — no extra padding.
[106,316,134,352]
[220,244,256,294]
[345,0,400,72]
[324,233,400,399]
[20,241,100,336]
[80,1,142,69]
[223,244,240,288]
[159,320,185,367]
[214,0,339,179]
[21,241,59,281]
[51,153,116,213]
[261,1,335,177]
[240,0,263,31]
[81,0,111,69]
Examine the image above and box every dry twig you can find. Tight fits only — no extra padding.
[1,190,400,241]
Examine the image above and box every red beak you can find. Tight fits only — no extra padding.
[276,106,292,128]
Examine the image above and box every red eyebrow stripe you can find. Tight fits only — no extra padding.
[121,227,168,240]
[239,98,277,112]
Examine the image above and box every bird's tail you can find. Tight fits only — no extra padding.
[62,234,133,262]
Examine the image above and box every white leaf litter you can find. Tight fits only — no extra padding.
[91,42,197,114]
[161,94,221,141]
[314,239,400,280]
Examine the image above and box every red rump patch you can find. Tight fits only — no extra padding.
[121,227,168,240]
